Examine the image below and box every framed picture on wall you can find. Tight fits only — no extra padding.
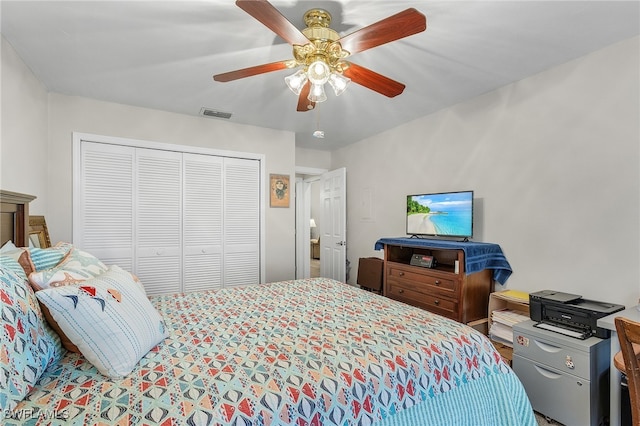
[269,174,290,208]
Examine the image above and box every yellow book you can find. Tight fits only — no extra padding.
[498,289,529,303]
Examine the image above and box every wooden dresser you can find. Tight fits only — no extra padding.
[378,238,511,328]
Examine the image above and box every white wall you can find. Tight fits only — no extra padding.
[0,36,49,213]
[1,35,297,283]
[333,36,640,306]
[295,146,332,170]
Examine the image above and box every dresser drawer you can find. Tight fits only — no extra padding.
[387,264,457,294]
[513,328,591,379]
[387,279,457,318]
[513,354,592,426]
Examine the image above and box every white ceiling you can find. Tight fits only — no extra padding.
[2,1,638,151]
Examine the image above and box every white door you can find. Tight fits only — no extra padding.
[182,153,223,292]
[223,157,261,287]
[75,141,135,271]
[320,168,346,282]
[135,148,183,295]
[75,136,264,296]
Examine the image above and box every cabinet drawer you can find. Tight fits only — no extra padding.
[387,265,457,293]
[387,279,457,317]
[513,354,592,426]
[513,329,590,379]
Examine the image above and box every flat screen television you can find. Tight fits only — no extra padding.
[406,190,474,238]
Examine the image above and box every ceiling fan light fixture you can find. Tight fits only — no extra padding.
[214,3,427,112]
[308,82,327,102]
[284,69,308,95]
[328,73,351,96]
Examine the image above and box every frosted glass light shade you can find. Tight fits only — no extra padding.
[308,83,327,102]
[286,61,350,102]
[284,69,308,95]
[307,60,330,85]
[328,73,351,96]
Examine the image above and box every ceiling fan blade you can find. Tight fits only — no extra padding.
[338,8,426,55]
[343,63,405,97]
[213,61,290,82]
[236,0,310,46]
[296,81,315,112]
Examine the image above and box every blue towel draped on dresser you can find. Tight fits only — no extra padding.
[374,237,512,284]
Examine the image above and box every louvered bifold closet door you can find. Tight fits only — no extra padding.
[135,148,183,295]
[182,153,223,293]
[223,157,260,287]
[78,142,134,271]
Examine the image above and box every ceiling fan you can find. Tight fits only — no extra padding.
[213,0,426,112]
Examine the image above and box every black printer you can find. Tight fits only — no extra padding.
[529,290,625,339]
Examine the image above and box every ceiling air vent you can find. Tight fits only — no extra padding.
[200,107,232,119]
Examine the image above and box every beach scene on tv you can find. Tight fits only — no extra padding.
[406,192,473,237]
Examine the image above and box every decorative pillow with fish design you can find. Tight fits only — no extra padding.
[28,247,108,291]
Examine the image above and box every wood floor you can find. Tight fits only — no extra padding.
[310,258,320,278]
[536,411,563,425]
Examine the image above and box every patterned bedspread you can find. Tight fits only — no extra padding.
[9,278,535,425]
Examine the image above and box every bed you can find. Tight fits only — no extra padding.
[0,190,536,425]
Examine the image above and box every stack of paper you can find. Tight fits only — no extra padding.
[489,308,530,346]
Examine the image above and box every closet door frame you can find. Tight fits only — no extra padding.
[72,132,266,286]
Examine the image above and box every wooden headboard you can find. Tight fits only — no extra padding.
[1,190,36,247]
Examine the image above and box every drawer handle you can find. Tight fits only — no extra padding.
[398,289,404,294]
[434,299,440,305]
[435,280,440,286]
[399,272,404,276]
[534,340,562,353]
[533,364,563,380]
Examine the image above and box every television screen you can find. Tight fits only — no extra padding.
[406,190,474,238]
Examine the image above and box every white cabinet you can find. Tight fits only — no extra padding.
[76,140,261,295]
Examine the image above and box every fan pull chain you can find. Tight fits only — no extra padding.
[313,105,324,138]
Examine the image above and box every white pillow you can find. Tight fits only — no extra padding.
[0,240,17,252]
[35,265,167,378]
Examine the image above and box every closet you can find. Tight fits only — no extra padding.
[74,137,261,295]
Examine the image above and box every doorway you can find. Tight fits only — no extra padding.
[295,167,325,280]
[309,179,321,278]
[295,167,347,282]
